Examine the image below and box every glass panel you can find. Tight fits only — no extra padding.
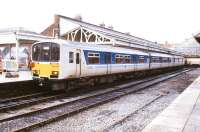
[51,43,60,62]
[0,44,16,59]
[69,52,74,63]
[151,56,160,63]
[18,46,30,69]
[40,44,50,61]
[88,52,100,64]
[32,43,60,62]
[139,56,145,63]
[76,53,80,64]
[125,55,131,63]
[115,54,123,64]
[32,44,40,61]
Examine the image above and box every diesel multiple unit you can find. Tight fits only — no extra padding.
[31,39,185,90]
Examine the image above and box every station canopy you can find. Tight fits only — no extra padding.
[41,15,183,56]
[0,27,52,71]
[0,27,52,44]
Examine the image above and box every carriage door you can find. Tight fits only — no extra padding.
[75,49,81,77]
[105,52,111,74]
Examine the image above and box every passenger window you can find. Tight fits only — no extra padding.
[88,52,100,64]
[124,55,131,63]
[162,57,168,63]
[151,56,160,63]
[138,56,145,63]
[76,53,80,64]
[115,54,123,64]
[69,52,74,63]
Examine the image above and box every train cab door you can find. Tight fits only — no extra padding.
[105,52,111,74]
[75,49,81,77]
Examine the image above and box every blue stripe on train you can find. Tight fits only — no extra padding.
[83,50,149,65]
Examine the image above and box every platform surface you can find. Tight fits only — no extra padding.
[0,71,32,83]
[142,76,200,132]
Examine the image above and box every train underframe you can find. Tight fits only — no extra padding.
[33,66,185,91]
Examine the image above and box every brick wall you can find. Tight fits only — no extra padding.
[40,15,60,37]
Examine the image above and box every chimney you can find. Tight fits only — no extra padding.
[54,15,60,38]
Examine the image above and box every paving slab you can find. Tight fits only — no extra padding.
[142,76,200,132]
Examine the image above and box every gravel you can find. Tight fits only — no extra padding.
[29,68,200,132]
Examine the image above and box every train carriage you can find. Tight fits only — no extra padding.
[31,39,185,90]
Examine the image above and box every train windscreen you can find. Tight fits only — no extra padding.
[32,42,60,62]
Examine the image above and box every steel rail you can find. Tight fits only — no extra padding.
[10,69,192,132]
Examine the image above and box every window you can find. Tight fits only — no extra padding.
[151,56,160,63]
[76,53,80,64]
[115,54,124,64]
[32,45,40,61]
[105,53,111,64]
[162,57,168,63]
[51,43,60,62]
[138,56,145,63]
[40,44,50,61]
[32,43,60,62]
[69,52,74,63]
[124,55,131,63]
[88,52,100,64]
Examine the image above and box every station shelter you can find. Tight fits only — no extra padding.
[0,28,52,73]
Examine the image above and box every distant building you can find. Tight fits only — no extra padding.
[174,37,200,57]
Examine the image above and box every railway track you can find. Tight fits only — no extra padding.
[0,68,192,132]
[0,91,65,112]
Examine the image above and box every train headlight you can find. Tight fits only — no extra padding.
[33,70,40,74]
[52,71,59,75]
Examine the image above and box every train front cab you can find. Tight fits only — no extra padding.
[31,42,60,86]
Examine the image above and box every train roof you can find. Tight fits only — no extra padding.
[36,39,184,57]
[38,39,149,55]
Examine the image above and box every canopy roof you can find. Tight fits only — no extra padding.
[0,27,52,44]
[41,15,184,56]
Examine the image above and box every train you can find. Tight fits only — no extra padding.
[31,39,185,90]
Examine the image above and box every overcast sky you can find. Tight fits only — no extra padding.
[0,0,200,44]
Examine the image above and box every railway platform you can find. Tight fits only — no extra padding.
[0,71,32,84]
[142,76,200,132]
